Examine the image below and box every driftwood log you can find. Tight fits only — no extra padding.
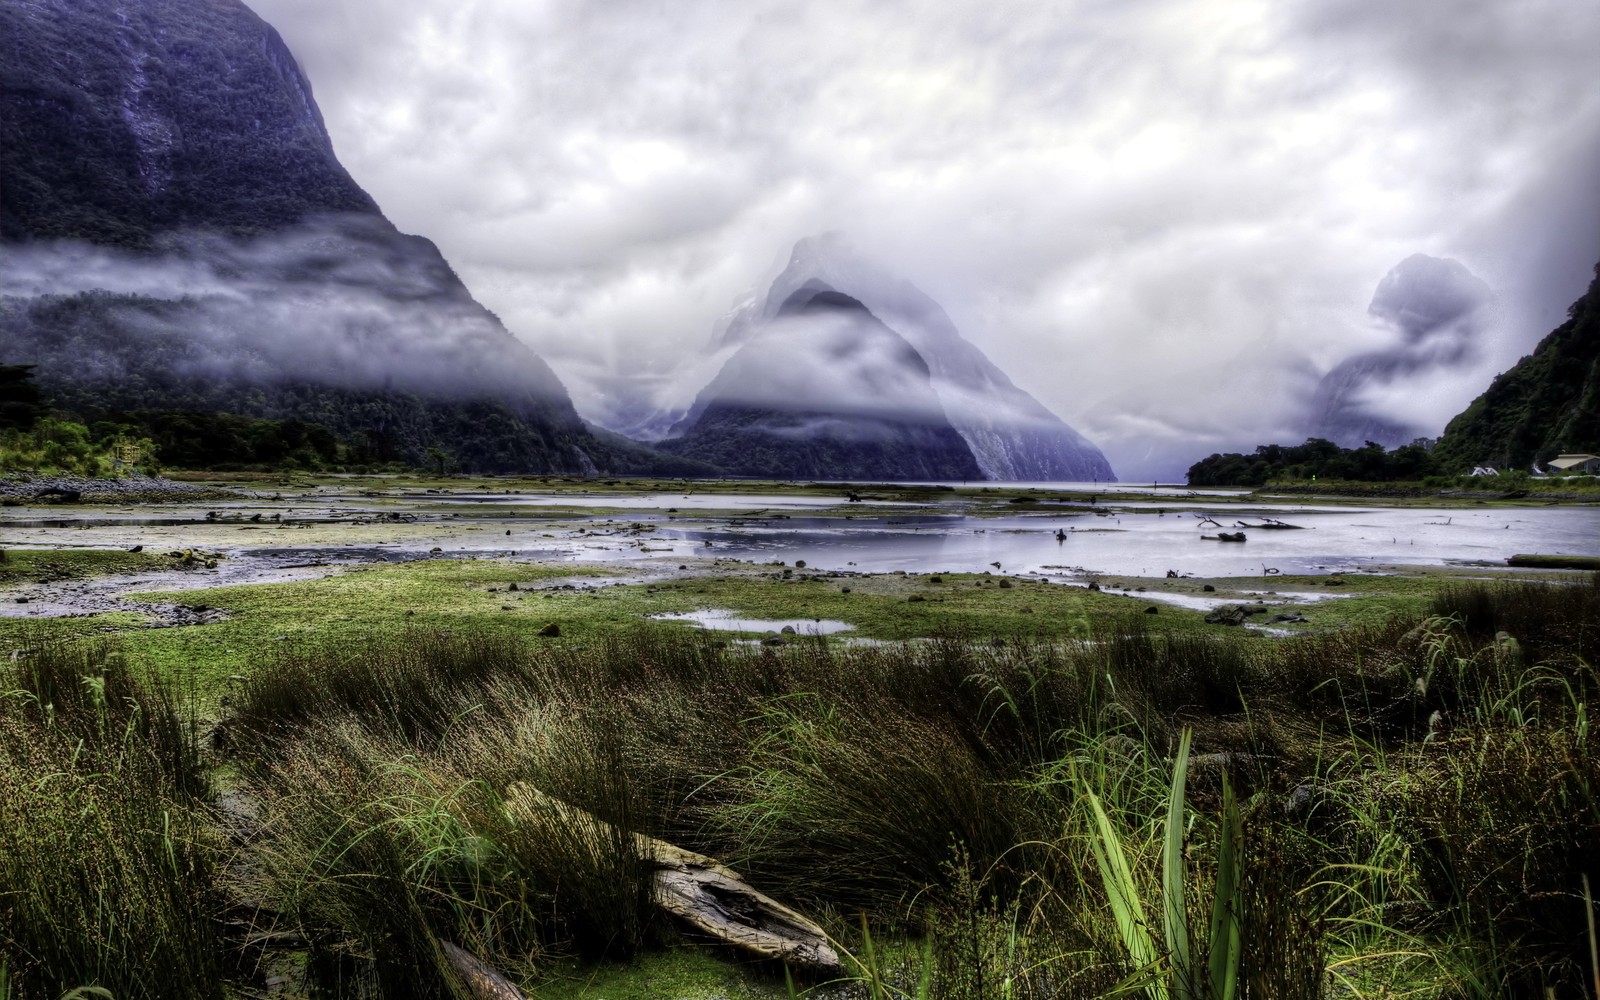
[504,783,841,975]
[442,941,529,1000]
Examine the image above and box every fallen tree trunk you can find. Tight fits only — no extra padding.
[504,783,841,976]
[441,941,529,1000]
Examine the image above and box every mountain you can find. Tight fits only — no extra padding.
[0,0,696,474]
[1305,254,1493,448]
[661,283,983,480]
[667,234,1115,481]
[1432,260,1600,471]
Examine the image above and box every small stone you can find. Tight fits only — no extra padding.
[1202,584,1216,592]
[780,625,796,634]
[538,622,561,637]
[1145,605,1159,614]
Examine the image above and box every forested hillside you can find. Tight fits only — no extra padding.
[1432,262,1600,470]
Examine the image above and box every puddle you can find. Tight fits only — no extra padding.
[648,609,855,634]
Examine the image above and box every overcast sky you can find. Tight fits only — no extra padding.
[250,0,1600,478]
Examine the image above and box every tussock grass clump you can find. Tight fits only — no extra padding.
[1431,572,1600,663]
[1398,728,1600,993]
[0,640,219,999]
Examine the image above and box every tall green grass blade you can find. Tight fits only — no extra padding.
[1206,774,1242,1000]
[1585,873,1599,1000]
[1081,780,1164,996]
[1164,728,1193,1000]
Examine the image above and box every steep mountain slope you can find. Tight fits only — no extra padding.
[1305,254,1493,448]
[0,0,692,474]
[0,0,376,245]
[697,234,1114,481]
[1432,261,1600,470]
[662,284,983,480]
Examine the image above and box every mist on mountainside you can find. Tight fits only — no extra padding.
[1305,254,1497,448]
[0,215,570,401]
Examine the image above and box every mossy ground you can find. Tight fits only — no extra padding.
[0,547,175,585]
[532,949,792,1000]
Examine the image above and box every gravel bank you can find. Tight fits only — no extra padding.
[0,475,242,504]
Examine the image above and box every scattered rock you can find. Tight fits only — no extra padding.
[1202,584,1216,592]
[1204,605,1248,626]
[0,475,237,505]
[1144,605,1159,614]
[538,622,561,637]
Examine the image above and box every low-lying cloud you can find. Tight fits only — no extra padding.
[0,215,568,402]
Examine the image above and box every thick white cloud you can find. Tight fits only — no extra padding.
[250,0,1600,478]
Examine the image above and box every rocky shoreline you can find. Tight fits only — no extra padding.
[0,475,241,505]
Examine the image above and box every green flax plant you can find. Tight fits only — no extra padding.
[1075,727,1243,1000]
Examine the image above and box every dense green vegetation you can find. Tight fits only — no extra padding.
[0,417,160,477]
[0,365,43,431]
[1433,262,1600,470]
[1,362,353,474]
[1186,437,1439,486]
[1,340,716,477]
[4,575,1598,997]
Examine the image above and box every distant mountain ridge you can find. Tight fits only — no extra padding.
[661,282,984,479]
[1432,260,1600,470]
[668,235,1115,481]
[0,0,702,475]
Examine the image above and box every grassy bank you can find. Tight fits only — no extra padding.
[3,573,1597,997]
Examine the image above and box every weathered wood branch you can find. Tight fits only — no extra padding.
[504,783,841,975]
[441,941,529,1000]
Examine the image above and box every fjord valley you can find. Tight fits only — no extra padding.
[4,0,1600,998]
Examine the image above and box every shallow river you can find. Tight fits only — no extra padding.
[577,506,1600,578]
